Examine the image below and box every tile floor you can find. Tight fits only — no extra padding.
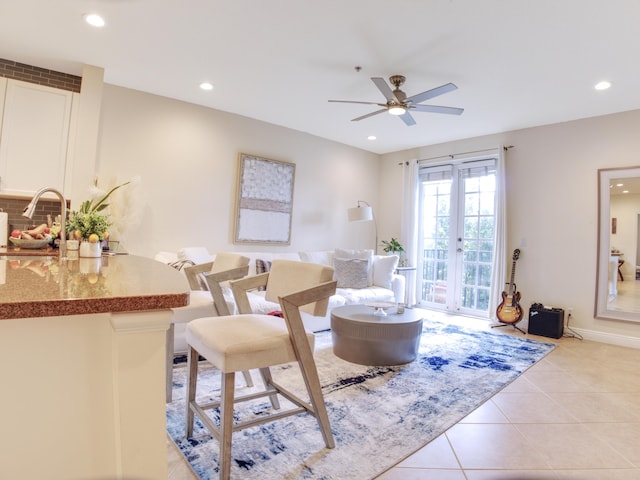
[168,313,640,480]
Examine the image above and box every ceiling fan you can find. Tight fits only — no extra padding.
[328,75,464,126]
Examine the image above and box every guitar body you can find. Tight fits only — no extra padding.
[496,291,523,324]
[495,249,523,325]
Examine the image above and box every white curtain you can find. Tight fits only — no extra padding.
[400,160,419,306]
[488,147,507,318]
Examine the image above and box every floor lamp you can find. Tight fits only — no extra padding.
[347,200,378,253]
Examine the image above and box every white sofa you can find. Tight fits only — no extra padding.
[155,247,405,355]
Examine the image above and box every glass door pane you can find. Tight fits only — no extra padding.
[418,159,496,318]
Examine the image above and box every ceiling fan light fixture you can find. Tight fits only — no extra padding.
[388,105,406,116]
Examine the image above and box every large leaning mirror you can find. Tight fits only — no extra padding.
[596,166,640,322]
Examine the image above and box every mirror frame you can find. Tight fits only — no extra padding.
[595,166,640,322]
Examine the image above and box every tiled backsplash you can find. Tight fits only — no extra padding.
[0,197,68,241]
[0,58,82,93]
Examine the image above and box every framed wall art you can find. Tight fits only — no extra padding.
[234,153,296,245]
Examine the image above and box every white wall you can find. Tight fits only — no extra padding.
[95,84,380,257]
[91,82,640,342]
[381,110,640,342]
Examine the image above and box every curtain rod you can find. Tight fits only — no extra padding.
[398,145,514,165]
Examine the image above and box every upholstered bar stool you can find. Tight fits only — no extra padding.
[185,260,337,480]
[165,253,251,402]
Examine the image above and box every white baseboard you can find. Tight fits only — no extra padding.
[569,327,640,349]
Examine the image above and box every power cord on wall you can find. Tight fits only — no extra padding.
[563,311,583,340]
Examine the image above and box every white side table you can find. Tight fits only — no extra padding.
[395,266,416,307]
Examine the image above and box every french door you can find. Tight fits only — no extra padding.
[417,158,497,317]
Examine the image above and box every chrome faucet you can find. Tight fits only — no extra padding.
[23,187,67,259]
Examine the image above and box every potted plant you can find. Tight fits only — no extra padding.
[381,238,405,254]
[68,180,129,257]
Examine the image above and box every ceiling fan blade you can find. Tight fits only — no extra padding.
[371,77,399,103]
[352,108,387,122]
[399,112,416,126]
[328,100,385,106]
[406,83,458,105]
[411,104,464,115]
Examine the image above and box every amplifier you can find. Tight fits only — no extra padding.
[528,304,564,339]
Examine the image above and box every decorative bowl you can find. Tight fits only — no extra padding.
[365,301,397,317]
[9,237,51,249]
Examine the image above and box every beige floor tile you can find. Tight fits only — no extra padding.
[554,470,640,479]
[464,470,559,480]
[515,423,635,469]
[523,369,597,393]
[491,391,579,423]
[396,433,460,469]
[501,374,543,393]
[376,467,466,480]
[460,399,510,424]
[586,422,640,465]
[546,392,640,423]
[445,423,551,469]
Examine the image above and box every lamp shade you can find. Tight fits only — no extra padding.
[347,205,373,222]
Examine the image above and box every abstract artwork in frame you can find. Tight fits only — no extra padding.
[234,153,295,245]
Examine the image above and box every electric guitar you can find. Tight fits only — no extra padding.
[496,249,523,324]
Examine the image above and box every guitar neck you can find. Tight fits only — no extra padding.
[508,261,517,294]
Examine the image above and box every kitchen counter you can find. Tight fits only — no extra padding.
[0,254,188,319]
[0,245,59,256]
[0,254,189,480]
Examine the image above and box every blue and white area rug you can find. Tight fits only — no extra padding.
[166,318,555,479]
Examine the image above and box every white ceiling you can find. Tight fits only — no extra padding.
[2,0,640,155]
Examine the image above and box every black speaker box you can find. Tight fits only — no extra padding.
[528,306,564,339]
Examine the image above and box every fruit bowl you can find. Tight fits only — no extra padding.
[9,237,51,249]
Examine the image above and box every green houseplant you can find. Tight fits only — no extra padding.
[68,180,130,242]
[381,238,405,254]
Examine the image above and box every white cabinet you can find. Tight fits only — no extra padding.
[0,78,76,196]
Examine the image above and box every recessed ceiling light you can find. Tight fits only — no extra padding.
[84,13,105,27]
[367,135,376,141]
[595,81,611,91]
[199,82,214,91]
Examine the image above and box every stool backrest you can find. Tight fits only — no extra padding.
[265,260,334,316]
[211,253,250,273]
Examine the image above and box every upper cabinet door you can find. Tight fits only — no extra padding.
[0,79,74,196]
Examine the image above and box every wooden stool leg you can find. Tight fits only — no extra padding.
[185,346,199,437]
[297,357,335,449]
[241,370,254,387]
[258,367,281,410]
[166,323,175,403]
[219,372,235,480]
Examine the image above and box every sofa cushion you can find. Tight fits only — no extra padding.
[372,254,399,289]
[333,257,370,289]
[336,286,395,304]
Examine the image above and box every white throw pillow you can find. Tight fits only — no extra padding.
[372,254,399,289]
[334,248,374,285]
[333,257,370,289]
[178,247,213,265]
[299,250,334,265]
[210,253,250,273]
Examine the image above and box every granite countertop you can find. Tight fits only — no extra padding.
[0,246,59,256]
[0,254,189,319]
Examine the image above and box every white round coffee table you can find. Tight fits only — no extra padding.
[330,304,424,366]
